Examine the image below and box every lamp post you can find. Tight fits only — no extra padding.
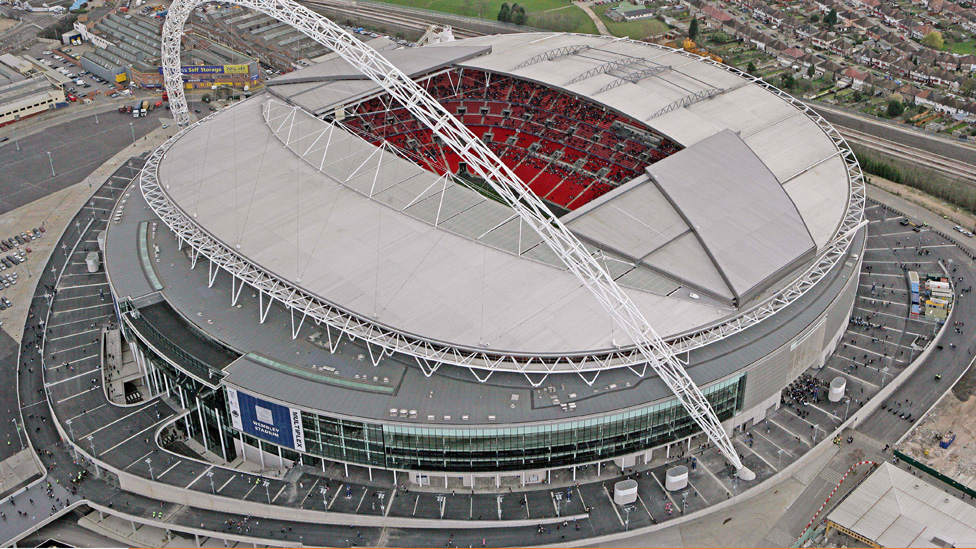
[553,491,563,517]
[436,494,446,519]
[47,151,55,177]
[146,457,154,480]
[844,396,852,422]
[263,479,271,504]
[129,122,135,144]
[206,470,215,494]
[496,494,504,521]
[87,435,100,478]
[320,486,328,511]
[623,504,635,530]
[11,418,23,449]
[681,490,688,514]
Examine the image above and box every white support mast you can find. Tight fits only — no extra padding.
[161,0,755,478]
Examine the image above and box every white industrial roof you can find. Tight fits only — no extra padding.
[158,32,852,355]
[827,462,976,547]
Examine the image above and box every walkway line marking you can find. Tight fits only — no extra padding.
[186,465,214,490]
[217,475,234,493]
[157,459,182,479]
[45,366,100,387]
[79,405,152,439]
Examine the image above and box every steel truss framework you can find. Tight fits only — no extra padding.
[153,19,864,477]
[513,45,591,70]
[650,88,725,119]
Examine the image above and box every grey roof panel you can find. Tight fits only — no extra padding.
[646,129,816,302]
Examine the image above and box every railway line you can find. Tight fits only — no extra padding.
[300,0,484,39]
[838,126,976,186]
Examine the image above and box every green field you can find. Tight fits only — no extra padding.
[369,0,598,34]
[947,40,976,55]
[596,3,670,39]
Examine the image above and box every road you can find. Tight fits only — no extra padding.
[0,109,169,215]
[574,1,611,36]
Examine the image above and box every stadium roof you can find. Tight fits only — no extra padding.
[157,33,852,356]
[827,462,976,547]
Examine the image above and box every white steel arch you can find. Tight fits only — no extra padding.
[159,3,756,477]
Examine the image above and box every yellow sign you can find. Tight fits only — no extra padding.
[115,73,127,83]
[223,64,249,74]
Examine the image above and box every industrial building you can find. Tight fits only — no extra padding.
[0,54,68,127]
[103,32,864,486]
[72,9,259,89]
[826,462,976,547]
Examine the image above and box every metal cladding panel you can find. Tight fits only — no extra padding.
[566,180,689,262]
[743,113,839,182]
[646,129,817,302]
[642,232,733,302]
[783,156,850,250]
[688,84,799,141]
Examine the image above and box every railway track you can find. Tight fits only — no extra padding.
[839,126,976,186]
[300,0,484,39]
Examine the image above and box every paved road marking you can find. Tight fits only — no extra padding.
[100,420,163,455]
[384,488,396,517]
[48,327,100,342]
[687,477,709,506]
[299,478,320,508]
[411,494,419,516]
[57,282,109,290]
[823,364,881,390]
[328,485,342,509]
[216,475,234,493]
[636,492,654,521]
[52,302,112,315]
[47,313,113,329]
[124,449,155,471]
[64,403,106,423]
[601,484,624,526]
[157,459,182,479]
[55,386,99,404]
[79,404,154,439]
[692,458,733,498]
[767,417,811,447]
[753,427,796,459]
[272,484,287,503]
[354,487,368,513]
[185,465,214,490]
[734,438,776,473]
[45,366,100,388]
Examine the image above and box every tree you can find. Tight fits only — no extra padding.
[497,2,510,23]
[689,17,699,40]
[810,13,820,23]
[887,99,904,118]
[808,64,816,78]
[747,61,758,75]
[921,30,944,50]
[510,4,527,25]
[825,8,838,29]
[781,72,796,89]
[960,78,976,98]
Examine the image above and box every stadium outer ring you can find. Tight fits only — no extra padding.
[144,32,865,382]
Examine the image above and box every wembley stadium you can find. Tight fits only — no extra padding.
[103,31,866,485]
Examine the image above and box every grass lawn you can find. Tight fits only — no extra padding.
[596,3,670,38]
[368,0,598,34]
[947,40,976,56]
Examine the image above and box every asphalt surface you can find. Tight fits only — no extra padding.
[0,109,167,215]
[0,328,26,462]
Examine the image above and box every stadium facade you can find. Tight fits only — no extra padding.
[104,32,865,486]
